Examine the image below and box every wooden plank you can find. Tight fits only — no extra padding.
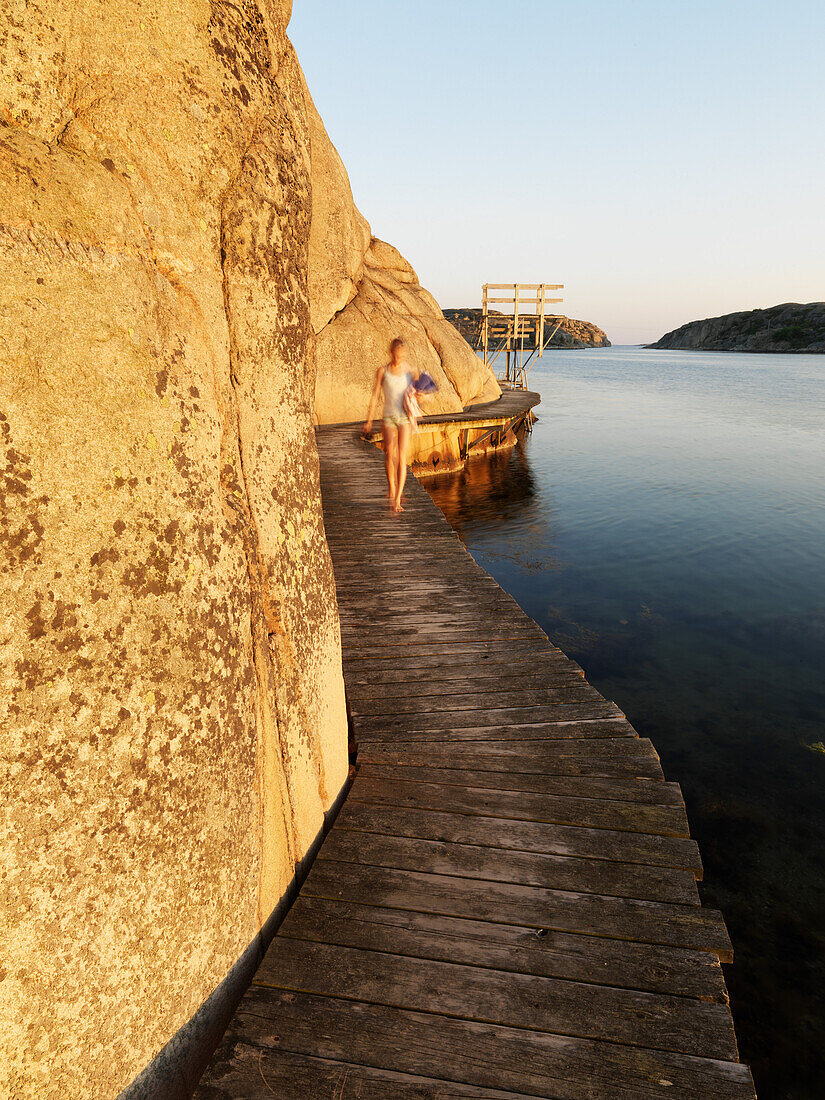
[346,669,589,692]
[223,988,755,1099]
[353,701,624,728]
[357,739,666,780]
[348,775,690,835]
[318,828,700,905]
[303,861,733,959]
[334,800,703,873]
[342,648,579,673]
[355,763,682,805]
[340,640,577,660]
[350,685,609,714]
[347,670,590,695]
[358,735,661,766]
[255,939,738,1059]
[337,597,526,617]
[339,618,547,638]
[277,896,729,1002]
[354,716,633,744]
[197,1043,544,1100]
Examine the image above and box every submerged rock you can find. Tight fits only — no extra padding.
[649,303,825,352]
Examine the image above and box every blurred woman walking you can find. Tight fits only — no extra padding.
[363,337,418,513]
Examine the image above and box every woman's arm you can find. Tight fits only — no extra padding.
[363,366,385,433]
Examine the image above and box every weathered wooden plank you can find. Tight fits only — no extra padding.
[196,1044,544,1100]
[350,679,594,704]
[355,763,681,805]
[332,567,501,585]
[334,581,505,600]
[343,649,580,675]
[358,735,659,765]
[255,939,738,1059]
[223,988,755,1099]
[355,717,636,744]
[341,624,549,645]
[338,596,525,617]
[318,828,700,904]
[278,896,728,1002]
[353,703,626,734]
[339,603,531,624]
[345,667,587,691]
[347,665,587,688]
[341,645,582,666]
[351,685,605,715]
[358,739,668,783]
[344,634,573,652]
[334,800,703,873]
[348,775,689,835]
[303,861,733,959]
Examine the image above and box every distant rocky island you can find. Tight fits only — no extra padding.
[649,302,825,353]
[444,308,611,349]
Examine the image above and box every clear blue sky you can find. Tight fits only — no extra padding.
[289,0,824,344]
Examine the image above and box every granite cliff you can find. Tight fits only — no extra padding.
[307,104,500,422]
[0,2,495,1097]
[444,308,611,349]
[650,303,825,353]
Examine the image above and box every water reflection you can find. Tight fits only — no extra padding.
[425,435,538,533]
[422,348,825,1100]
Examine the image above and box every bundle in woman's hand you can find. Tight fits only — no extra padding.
[413,372,438,394]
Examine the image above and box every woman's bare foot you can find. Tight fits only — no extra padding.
[392,499,404,513]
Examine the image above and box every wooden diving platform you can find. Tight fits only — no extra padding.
[196,424,755,1099]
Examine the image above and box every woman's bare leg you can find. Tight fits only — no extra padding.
[383,424,398,507]
[393,422,411,512]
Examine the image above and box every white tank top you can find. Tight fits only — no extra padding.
[382,366,411,418]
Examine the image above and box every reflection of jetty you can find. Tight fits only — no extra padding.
[369,388,541,476]
[198,431,755,1098]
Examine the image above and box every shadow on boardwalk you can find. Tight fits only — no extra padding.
[196,428,755,1099]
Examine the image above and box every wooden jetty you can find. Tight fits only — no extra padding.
[196,418,755,1099]
[364,388,541,476]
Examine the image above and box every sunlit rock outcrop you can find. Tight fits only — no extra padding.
[1,3,349,1096]
[444,308,611,349]
[649,302,825,352]
[304,88,500,424]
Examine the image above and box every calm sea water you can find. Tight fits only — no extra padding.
[423,347,825,1099]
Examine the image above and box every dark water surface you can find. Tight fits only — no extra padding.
[423,347,825,1099]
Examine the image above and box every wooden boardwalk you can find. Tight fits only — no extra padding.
[197,428,755,1099]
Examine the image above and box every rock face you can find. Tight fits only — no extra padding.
[0,3,357,1097]
[306,98,500,423]
[649,303,825,352]
[444,309,611,350]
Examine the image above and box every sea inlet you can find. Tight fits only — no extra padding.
[425,345,825,1100]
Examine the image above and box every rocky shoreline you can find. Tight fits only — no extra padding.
[444,308,611,349]
[649,302,825,353]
